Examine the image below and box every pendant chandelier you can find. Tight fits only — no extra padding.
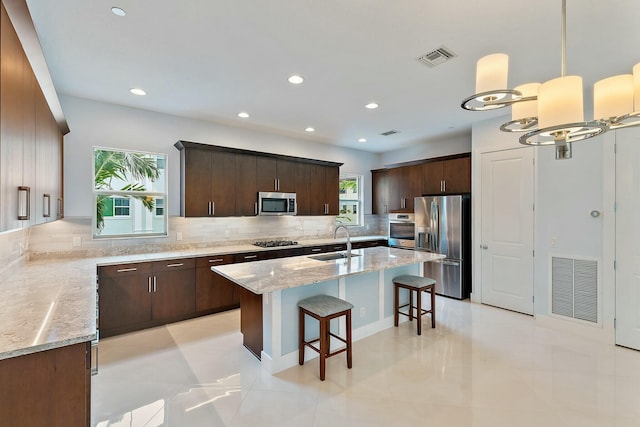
[461,0,640,159]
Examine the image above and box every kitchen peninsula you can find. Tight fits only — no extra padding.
[213,246,444,374]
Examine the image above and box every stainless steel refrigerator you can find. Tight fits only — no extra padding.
[414,194,471,299]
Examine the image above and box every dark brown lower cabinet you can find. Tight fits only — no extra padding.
[0,342,91,427]
[240,288,263,359]
[195,254,238,314]
[99,259,195,338]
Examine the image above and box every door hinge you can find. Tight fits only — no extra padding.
[532,250,535,257]
[614,318,616,329]
[614,260,616,270]
[532,295,535,303]
[614,143,617,154]
[614,202,617,212]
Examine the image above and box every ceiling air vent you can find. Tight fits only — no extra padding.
[380,130,399,136]
[417,46,457,67]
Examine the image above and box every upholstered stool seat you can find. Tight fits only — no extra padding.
[393,275,436,335]
[298,295,353,380]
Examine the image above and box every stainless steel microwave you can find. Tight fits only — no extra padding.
[258,192,297,216]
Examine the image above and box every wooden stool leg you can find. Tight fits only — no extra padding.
[319,317,327,381]
[299,308,305,365]
[393,283,399,327]
[346,310,352,369]
[409,288,414,321]
[430,285,436,328]
[416,288,422,335]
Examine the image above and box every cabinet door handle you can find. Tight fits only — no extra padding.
[18,186,30,220]
[148,276,152,293]
[212,201,215,215]
[244,255,258,259]
[254,202,258,216]
[311,248,322,252]
[117,267,137,273]
[208,258,225,263]
[442,180,446,192]
[153,276,157,292]
[274,179,278,191]
[166,263,184,268]
[43,194,51,218]
[208,201,212,216]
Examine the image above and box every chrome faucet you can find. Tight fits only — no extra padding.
[334,224,352,258]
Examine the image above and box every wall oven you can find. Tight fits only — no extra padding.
[388,213,415,249]
[258,192,297,216]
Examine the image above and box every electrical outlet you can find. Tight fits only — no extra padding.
[176,232,183,241]
[360,307,365,317]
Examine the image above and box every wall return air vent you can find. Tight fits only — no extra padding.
[551,256,598,323]
[417,46,457,67]
[380,130,399,136]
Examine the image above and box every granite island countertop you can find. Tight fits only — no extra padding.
[212,246,445,294]
[0,235,387,360]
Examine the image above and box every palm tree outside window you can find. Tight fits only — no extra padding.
[338,174,362,226]
[93,147,168,238]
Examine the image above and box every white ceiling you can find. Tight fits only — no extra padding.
[24,0,640,153]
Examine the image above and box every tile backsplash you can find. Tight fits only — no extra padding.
[27,215,386,260]
[0,227,30,277]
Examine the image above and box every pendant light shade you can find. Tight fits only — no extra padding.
[512,83,540,121]
[476,53,509,94]
[634,63,640,112]
[499,82,541,132]
[538,76,583,129]
[594,74,634,121]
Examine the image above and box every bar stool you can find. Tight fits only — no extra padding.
[298,294,353,381]
[393,275,436,335]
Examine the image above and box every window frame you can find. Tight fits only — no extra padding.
[93,147,168,239]
[337,173,363,227]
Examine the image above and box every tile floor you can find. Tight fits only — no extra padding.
[92,297,640,427]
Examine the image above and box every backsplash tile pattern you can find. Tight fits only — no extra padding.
[28,215,386,260]
[0,228,30,278]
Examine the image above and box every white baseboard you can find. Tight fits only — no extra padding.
[535,314,614,345]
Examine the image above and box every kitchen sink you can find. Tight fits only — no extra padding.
[308,252,361,261]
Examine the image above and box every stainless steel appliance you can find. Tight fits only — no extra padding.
[388,213,415,249]
[414,194,471,299]
[258,192,297,216]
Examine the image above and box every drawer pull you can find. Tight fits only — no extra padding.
[166,263,184,268]
[117,267,137,273]
[244,255,258,259]
[311,248,322,252]
[208,259,225,263]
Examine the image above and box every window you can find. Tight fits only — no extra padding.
[93,147,168,238]
[337,174,362,226]
[113,198,130,216]
[155,198,164,216]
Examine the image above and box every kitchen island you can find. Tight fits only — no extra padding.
[213,246,445,374]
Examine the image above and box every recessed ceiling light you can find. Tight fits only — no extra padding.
[238,112,250,118]
[358,138,367,143]
[305,127,315,132]
[288,75,304,85]
[129,88,146,96]
[111,7,126,16]
[365,102,379,109]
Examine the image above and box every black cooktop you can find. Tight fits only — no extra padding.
[254,240,299,248]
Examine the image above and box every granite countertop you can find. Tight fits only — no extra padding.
[0,235,387,360]
[212,246,445,294]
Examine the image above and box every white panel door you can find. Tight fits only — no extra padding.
[481,148,534,315]
[615,131,640,350]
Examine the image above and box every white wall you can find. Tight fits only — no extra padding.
[61,95,381,217]
[472,114,616,343]
[378,131,471,167]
